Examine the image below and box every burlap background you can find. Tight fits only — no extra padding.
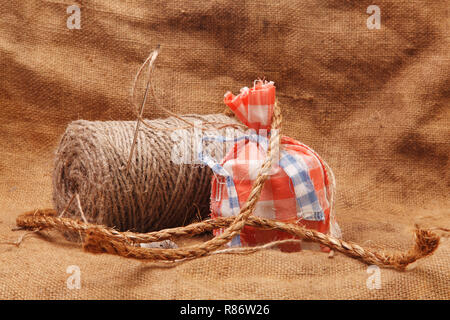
[0,0,449,299]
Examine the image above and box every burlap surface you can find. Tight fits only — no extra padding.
[0,0,449,299]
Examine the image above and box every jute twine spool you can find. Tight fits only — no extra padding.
[16,101,441,270]
[53,114,244,233]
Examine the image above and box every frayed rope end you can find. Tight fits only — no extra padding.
[390,227,440,271]
[413,227,440,258]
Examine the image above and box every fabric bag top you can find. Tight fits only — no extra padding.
[224,80,275,132]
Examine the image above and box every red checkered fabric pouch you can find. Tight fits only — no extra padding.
[200,80,340,252]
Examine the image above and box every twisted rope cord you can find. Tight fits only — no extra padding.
[16,208,439,270]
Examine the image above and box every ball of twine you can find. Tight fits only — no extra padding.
[52,114,244,233]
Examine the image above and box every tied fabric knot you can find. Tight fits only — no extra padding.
[224,80,275,132]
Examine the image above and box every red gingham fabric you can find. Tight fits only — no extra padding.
[224,80,275,131]
[210,81,339,252]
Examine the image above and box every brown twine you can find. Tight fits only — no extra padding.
[129,47,246,137]
[52,114,245,233]
[16,101,440,271]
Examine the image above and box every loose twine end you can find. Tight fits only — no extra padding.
[410,228,440,260]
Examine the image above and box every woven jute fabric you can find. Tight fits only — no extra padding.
[0,0,449,299]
